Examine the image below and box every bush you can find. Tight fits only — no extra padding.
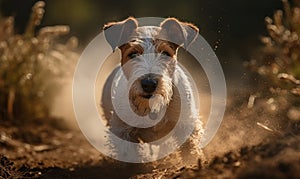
[246,0,300,128]
[0,1,78,120]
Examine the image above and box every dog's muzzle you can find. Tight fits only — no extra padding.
[141,74,158,96]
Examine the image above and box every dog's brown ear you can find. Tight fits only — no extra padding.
[103,17,138,51]
[159,18,199,48]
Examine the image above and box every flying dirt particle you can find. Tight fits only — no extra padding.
[287,107,300,121]
[247,95,256,108]
[233,161,241,167]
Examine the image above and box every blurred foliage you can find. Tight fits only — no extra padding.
[246,0,300,125]
[0,1,78,120]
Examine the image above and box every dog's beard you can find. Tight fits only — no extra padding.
[129,79,173,116]
[149,94,167,113]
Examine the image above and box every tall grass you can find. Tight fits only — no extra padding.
[247,0,300,129]
[0,1,78,120]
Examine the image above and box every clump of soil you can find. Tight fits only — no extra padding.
[0,154,35,178]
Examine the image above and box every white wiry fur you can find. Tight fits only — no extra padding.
[103,64,203,163]
[101,17,203,164]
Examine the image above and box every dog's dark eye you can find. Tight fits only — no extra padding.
[161,51,171,57]
[128,52,139,59]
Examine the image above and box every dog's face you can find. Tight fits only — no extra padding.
[104,17,198,116]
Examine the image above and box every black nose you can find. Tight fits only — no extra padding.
[141,77,158,93]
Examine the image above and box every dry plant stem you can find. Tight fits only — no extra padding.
[7,87,15,120]
[282,0,292,28]
[278,73,300,85]
[25,1,45,38]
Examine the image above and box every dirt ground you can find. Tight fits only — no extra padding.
[1,93,300,179]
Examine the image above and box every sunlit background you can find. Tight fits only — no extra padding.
[0,0,282,62]
[0,0,286,110]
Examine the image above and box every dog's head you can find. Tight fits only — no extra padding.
[104,17,198,116]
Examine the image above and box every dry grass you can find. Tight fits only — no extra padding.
[0,1,78,120]
[246,0,300,127]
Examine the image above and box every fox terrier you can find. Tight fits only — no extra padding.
[101,17,203,163]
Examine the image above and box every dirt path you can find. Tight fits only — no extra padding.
[0,118,155,178]
[1,110,300,178]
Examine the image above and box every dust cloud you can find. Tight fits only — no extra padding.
[50,46,274,163]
